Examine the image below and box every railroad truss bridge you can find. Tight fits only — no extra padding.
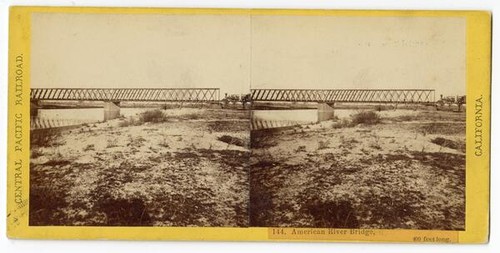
[31,88,435,121]
[30,88,220,120]
[250,89,435,121]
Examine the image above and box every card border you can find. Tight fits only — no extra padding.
[7,6,491,243]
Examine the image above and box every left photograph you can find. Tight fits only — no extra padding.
[29,13,251,226]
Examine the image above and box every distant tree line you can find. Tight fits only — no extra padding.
[437,95,466,111]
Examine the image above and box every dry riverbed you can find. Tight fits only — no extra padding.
[250,109,465,230]
[30,108,250,227]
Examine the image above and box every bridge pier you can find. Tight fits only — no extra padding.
[317,102,335,122]
[104,101,120,121]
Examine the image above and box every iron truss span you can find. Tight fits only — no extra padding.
[251,89,435,103]
[30,88,220,102]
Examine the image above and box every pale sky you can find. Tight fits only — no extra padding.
[32,13,465,97]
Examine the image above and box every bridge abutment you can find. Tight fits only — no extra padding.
[317,102,335,122]
[30,100,40,117]
[104,101,120,121]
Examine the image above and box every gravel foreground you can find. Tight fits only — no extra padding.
[250,109,465,230]
[30,108,465,230]
[30,108,249,226]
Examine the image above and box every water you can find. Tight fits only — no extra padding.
[251,109,358,130]
[32,107,361,130]
[252,109,317,122]
[251,109,314,130]
[31,107,157,129]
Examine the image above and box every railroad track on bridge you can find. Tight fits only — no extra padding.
[30,88,436,104]
[30,88,220,102]
[250,89,435,104]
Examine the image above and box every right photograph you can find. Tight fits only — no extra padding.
[249,15,466,230]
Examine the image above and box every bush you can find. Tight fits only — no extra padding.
[332,119,353,129]
[106,139,118,148]
[295,145,307,152]
[208,121,233,132]
[139,109,168,123]
[318,140,330,150]
[83,144,95,151]
[218,135,246,147]
[119,118,139,127]
[159,137,170,148]
[431,137,464,151]
[351,111,381,125]
[182,113,201,120]
[421,122,465,136]
[161,104,178,110]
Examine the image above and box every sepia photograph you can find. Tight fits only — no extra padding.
[28,12,466,230]
[248,16,466,230]
[29,13,251,226]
